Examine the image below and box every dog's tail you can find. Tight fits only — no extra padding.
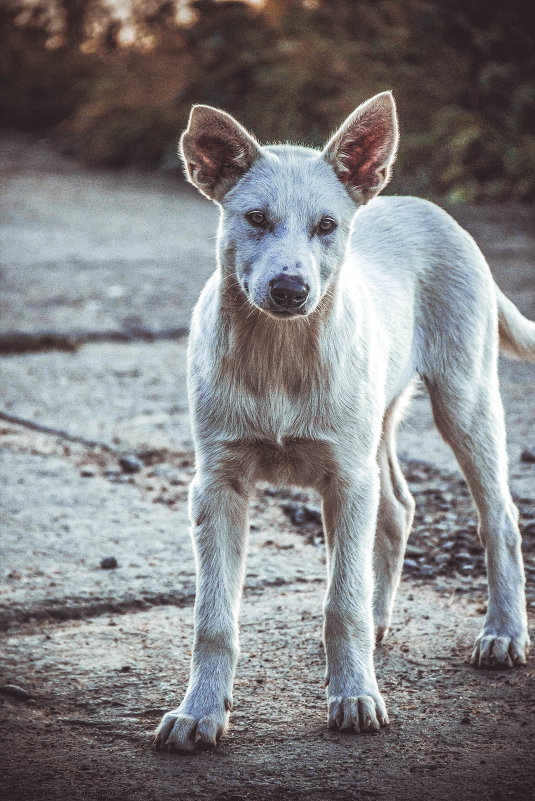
[496,286,535,362]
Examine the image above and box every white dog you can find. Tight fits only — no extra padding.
[155,92,535,752]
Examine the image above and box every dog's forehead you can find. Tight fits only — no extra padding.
[225,145,355,220]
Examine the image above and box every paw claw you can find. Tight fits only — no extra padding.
[154,708,228,753]
[471,631,529,670]
[196,717,219,748]
[328,694,388,734]
[375,624,389,645]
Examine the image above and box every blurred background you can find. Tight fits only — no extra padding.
[2,0,535,203]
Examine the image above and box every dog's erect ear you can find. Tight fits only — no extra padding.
[322,92,399,204]
[180,105,261,202]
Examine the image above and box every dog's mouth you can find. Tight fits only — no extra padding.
[266,305,309,319]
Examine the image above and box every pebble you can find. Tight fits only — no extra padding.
[405,544,424,557]
[80,465,96,478]
[520,447,535,463]
[100,556,118,570]
[458,563,474,574]
[417,565,436,577]
[119,454,143,474]
[455,551,472,562]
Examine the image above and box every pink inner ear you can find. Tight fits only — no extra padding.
[195,134,248,183]
[338,128,389,189]
[197,135,230,169]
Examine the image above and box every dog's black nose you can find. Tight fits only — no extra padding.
[269,276,309,309]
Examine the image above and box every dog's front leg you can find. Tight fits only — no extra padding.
[155,469,250,752]
[322,471,389,733]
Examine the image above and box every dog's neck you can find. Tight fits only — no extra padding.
[215,270,335,398]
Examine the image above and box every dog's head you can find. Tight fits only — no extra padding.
[180,93,398,319]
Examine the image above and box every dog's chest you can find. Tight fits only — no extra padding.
[217,375,330,442]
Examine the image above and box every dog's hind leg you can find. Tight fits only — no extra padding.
[426,372,529,668]
[373,396,415,643]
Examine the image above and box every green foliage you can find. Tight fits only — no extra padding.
[1,0,534,201]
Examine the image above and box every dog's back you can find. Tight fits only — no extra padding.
[348,195,501,400]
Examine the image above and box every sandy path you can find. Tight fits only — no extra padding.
[0,134,534,801]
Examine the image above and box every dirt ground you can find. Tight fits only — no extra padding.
[1,133,535,801]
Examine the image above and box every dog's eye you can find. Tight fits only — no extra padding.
[246,210,267,227]
[318,217,337,234]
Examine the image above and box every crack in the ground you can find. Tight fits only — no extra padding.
[0,411,192,466]
[0,410,122,455]
[0,326,188,355]
[0,590,196,630]
[0,576,324,631]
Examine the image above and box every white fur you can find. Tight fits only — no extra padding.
[155,93,534,752]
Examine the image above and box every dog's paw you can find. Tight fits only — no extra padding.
[374,619,390,644]
[154,706,229,753]
[471,630,529,669]
[328,693,389,734]
[373,599,394,644]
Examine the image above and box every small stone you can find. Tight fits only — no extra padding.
[520,447,535,464]
[458,563,474,574]
[293,506,307,524]
[417,565,436,577]
[119,454,143,474]
[403,558,420,570]
[100,556,118,570]
[460,716,471,725]
[455,551,472,562]
[0,684,31,701]
[80,465,96,478]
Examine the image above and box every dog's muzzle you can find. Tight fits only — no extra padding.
[269,276,309,311]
